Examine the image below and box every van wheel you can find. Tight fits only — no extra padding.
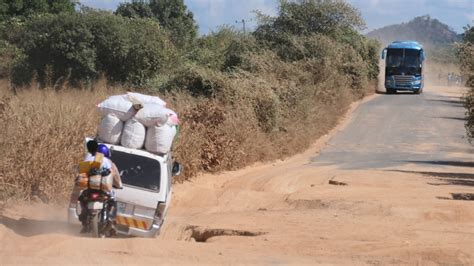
[386,89,395,94]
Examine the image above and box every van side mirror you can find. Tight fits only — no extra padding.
[172,162,182,176]
[381,49,386,60]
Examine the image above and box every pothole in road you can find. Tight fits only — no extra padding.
[437,193,474,201]
[451,193,474,201]
[182,225,267,243]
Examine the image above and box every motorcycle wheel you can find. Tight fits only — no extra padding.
[91,213,105,238]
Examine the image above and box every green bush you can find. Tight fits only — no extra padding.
[189,26,241,70]
[12,11,175,87]
[116,0,197,51]
[254,0,364,41]
[457,25,474,141]
[19,13,97,86]
[0,0,74,21]
[164,66,226,97]
[223,34,260,70]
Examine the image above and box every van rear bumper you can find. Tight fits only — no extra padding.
[67,207,160,238]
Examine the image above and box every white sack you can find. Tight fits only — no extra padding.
[97,95,135,121]
[98,114,123,144]
[165,108,180,125]
[121,118,146,149]
[135,103,170,127]
[127,92,166,106]
[145,124,177,154]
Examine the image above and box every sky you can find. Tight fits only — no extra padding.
[80,0,474,34]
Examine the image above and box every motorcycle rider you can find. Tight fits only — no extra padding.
[78,139,123,234]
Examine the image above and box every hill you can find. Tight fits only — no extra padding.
[367,15,461,65]
[366,15,461,49]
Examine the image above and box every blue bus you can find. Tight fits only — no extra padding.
[382,41,426,94]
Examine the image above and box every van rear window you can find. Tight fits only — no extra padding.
[111,151,161,192]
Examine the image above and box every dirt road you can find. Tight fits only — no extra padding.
[1,85,473,265]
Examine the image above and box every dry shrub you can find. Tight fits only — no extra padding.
[170,48,367,182]
[0,43,375,201]
[0,83,124,203]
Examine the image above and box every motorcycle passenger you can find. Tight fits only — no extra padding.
[84,140,122,189]
[78,140,123,234]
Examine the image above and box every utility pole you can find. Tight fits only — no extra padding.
[235,19,246,33]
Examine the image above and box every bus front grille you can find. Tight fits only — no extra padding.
[394,75,414,86]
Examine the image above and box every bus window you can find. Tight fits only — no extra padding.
[386,49,403,67]
[404,49,421,68]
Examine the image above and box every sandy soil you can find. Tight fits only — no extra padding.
[0,86,473,265]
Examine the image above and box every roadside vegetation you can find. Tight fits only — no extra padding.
[457,25,474,141]
[0,0,379,202]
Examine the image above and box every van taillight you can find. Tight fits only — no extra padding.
[154,203,166,224]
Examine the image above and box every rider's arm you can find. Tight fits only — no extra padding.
[111,163,123,188]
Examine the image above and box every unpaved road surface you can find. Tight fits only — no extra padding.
[1,85,473,265]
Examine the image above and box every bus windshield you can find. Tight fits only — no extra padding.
[386,48,422,75]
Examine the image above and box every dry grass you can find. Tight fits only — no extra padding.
[0,84,122,202]
[0,65,374,203]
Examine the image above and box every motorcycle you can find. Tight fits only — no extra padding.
[79,189,116,238]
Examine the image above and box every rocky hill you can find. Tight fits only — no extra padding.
[366,15,461,49]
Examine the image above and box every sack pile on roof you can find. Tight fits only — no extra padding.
[96,92,179,154]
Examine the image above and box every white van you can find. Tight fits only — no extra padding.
[68,142,181,238]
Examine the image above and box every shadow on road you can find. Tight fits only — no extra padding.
[436,116,467,121]
[403,160,474,167]
[0,215,78,237]
[427,99,464,106]
[388,170,474,187]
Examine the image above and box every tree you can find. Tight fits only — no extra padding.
[115,1,153,19]
[458,25,474,141]
[0,0,74,20]
[115,0,198,50]
[17,13,97,86]
[255,0,365,41]
[12,11,176,87]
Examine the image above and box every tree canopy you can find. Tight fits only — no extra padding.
[115,0,197,50]
[0,0,74,20]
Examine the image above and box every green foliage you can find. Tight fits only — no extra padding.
[125,18,175,86]
[13,11,175,87]
[164,66,225,97]
[11,14,91,86]
[254,0,365,42]
[457,25,474,141]
[17,13,97,86]
[149,0,197,50]
[188,26,241,70]
[0,0,74,20]
[224,34,260,70]
[115,0,197,50]
[115,1,153,19]
[463,25,474,43]
[0,39,22,78]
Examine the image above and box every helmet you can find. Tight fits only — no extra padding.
[97,144,111,158]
